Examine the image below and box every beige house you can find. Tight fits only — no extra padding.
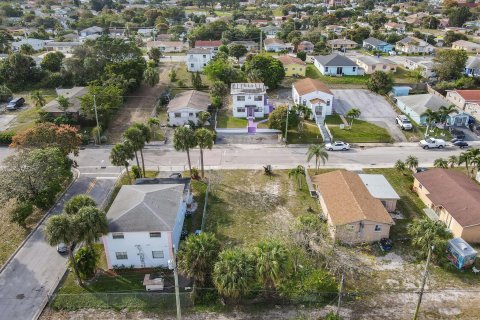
[414,169,480,243]
[326,38,357,50]
[451,40,480,53]
[312,171,395,244]
[446,89,480,110]
[356,56,397,74]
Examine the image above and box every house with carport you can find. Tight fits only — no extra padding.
[413,169,480,243]
[312,170,395,244]
[167,90,211,126]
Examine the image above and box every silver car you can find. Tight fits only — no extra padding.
[325,141,350,151]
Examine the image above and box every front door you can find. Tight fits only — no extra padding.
[337,67,343,75]
[247,106,255,117]
[315,105,323,116]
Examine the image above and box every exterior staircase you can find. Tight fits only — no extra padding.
[314,114,332,143]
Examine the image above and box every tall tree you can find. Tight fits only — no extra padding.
[228,44,247,61]
[244,54,285,89]
[57,96,71,114]
[289,165,306,189]
[345,108,361,130]
[433,49,468,81]
[64,195,97,215]
[434,158,448,169]
[31,91,46,108]
[213,248,256,300]
[395,160,406,173]
[306,144,329,173]
[110,142,135,183]
[438,105,457,125]
[123,127,145,178]
[45,215,82,283]
[405,155,419,172]
[75,206,108,250]
[366,71,393,94]
[173,126,197,176]
[148,47,162,66]
[407,218,452,260]
[144,63,159,87]
[131,123,152,176]
[177,232,220,286]
[448,155,458,168]
[194,128,214,178]
[40,52,65,72]
[253,240,289,292]
[459,148,480,177]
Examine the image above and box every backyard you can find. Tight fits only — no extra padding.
[306,64,369,87]
[326,114,392,143]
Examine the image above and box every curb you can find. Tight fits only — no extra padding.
[0,168,80,274]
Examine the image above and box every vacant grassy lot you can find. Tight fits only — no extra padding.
[326,114,392,143]
[306,64,369,86]
[287,121,322,144]
[202,170,321,246]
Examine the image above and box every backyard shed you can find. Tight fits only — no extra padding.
[358,174,400,212]
[447,238,477,269]
[391,86,411,97]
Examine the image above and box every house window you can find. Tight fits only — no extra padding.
[346,224,355,231]
[237,107,245,112]
[189,112,194,117]
[190,63,194,68]
[152,251,164,259]
[149,232,162,238]
[203,54,206,58]
[174,113,181,118]
[292,67,296,70]
[352,67,356,72]
[374,225,382,232]
[255,107,263,112]
[112,233,124,239]
[254,96,262,101]
[372,66,376,70]
[326,100,330,106]
[237,96,245,101]
[419,184,423,190]
[115,252,128,260]
[325,67,329,72]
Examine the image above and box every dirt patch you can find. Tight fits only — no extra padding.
[106,63,174,143]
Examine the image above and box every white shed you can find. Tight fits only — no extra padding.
[358,174,400,212]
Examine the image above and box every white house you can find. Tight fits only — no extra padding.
[264,38,290,52]
[44,41,81,53]
[395,37,434,54]
[79,26,103,37]
[103,178,192,269]
[11,38,49,51]
[403,57,436,79]
[396,94,450,125]
[146,41,188,53]
[231,83,272,118]
[313,54,363,76]
[186,48,215,72]
[167,90,211,126]
[292,78,334,119]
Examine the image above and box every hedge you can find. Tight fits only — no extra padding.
[0,132,15,145]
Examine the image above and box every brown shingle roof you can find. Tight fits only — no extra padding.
[312,171,394,226]
[277,55,306,66]
[293,78,333,96]
[414,168,480,227]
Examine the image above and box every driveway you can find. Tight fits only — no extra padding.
[332,89,407,142]
[0,172,118,320]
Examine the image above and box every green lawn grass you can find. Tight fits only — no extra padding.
[305,64,369,86]
[287,121,323,144]
[326,114,392,143]
[216,111,248,128]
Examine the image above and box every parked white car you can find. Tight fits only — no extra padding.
[388,50,397,56]
[396,115,413,130]
[325,141,350,151]
[419,138,446,149]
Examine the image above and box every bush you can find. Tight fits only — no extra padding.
[0,131,15,144]
[75,247,99,280]
[9,202,34,228]
[0,84,12,102]
[131,165,141,178]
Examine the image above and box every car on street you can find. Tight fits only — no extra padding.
[325,141,350,151]
[56,243,68,254]
[396,115,413,130]
[419,138,446,149]
[6,97,25,111]
[388,51,397,56]
[449,128,466,140]
[453,140,469,148]
[169,172,182,179]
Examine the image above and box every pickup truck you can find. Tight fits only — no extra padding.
[419,138,446,149]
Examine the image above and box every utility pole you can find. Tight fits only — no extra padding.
[259,30,263,53]
[93,94,101,145]
[284,104,290,143]
[336,272,345,317]
[413,245,433,320]
[169,245,182,320]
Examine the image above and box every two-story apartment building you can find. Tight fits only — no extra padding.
[292,78,334,119]
[103,178,192,269]
[186,48,215,72]
[231,83,272,118]
[313,54,363,76]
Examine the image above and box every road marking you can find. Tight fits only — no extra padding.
[95,177,118,180]
[86,178,97,194]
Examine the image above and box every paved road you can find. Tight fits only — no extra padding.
[0,170,118,320]
[332,89,407,142]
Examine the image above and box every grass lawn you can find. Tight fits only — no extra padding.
[392,66,421,84]
[201,170,321,246]
[171,64,211,88]
[305,64,369,86]
[216,111,248,128]
[325,114,392,143]
[287,121,323,144]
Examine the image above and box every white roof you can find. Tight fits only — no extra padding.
[358,174,400,200]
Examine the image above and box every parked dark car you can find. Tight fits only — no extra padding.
[453,141,469,148]
[450,138,463,143]
[416,167,429,173]
[6,97,25,110]
[379,238,393,251]
[169,172,182,179]
[449,128,466,140]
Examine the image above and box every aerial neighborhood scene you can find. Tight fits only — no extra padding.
[3,0,480,319]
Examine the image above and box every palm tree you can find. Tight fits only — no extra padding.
[345,108,361,130]
[131,123,152,177]
[421,109,440,138]
[306,144,329,173]
[213,248,256,300]
[64,195,97,215]
[438,105,457,126]
[407,218,452,259]
[394,160,406,173]
[197,111,211,127]
[405,155,419,172]
[173,126,197,176]
[123,127,145,178]
[110,142,135,184]
[434,158,448,169]
[194,128,214,178]
[148,117,160,139]
[31,91,46,108]
[177,232,220,286]
[45,215,82,284]
[253,240,289,292]
[289,165,305,189]
[447,155,458,168]
[75,206,109,250]
[459,148,480,177]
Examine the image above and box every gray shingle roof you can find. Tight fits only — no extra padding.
[363,37,388,47]
[167,90,210,112]
[313,54,357,67]
[396,94,449,115]
[107,184,186,232]
[466,56,480,69]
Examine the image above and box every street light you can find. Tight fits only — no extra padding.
[168,245,181,320]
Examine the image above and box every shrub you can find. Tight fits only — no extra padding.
[131,165,141,178]
[75,247,99,280]
[0,131,15,144]
[9,202,34,228]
